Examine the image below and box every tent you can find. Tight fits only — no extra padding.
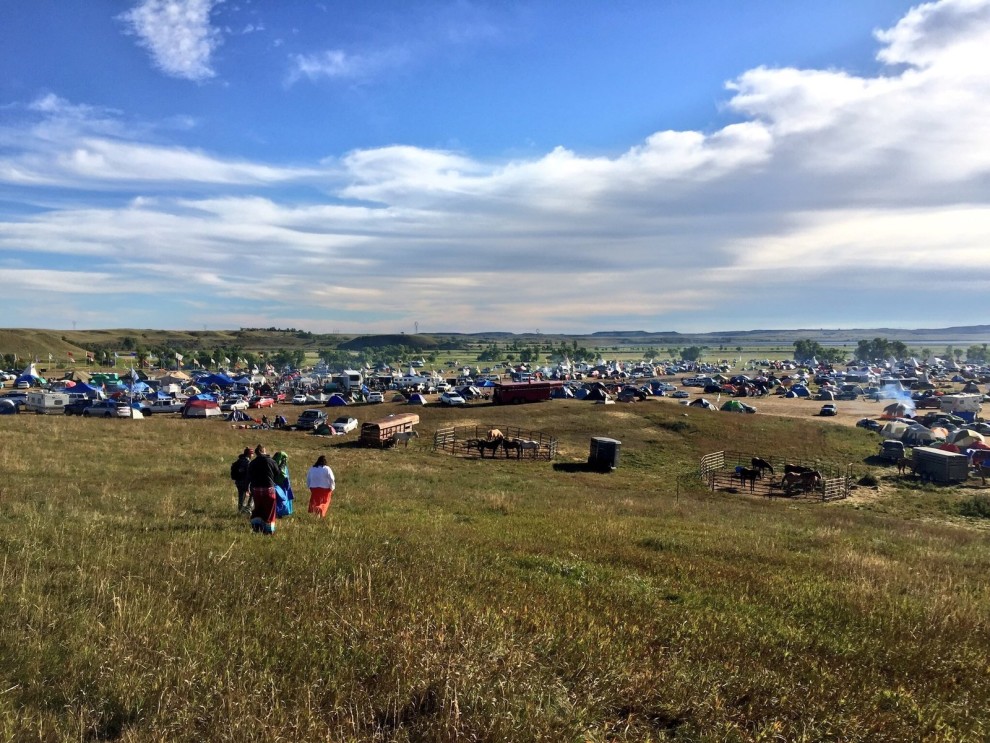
[159,371,192,386]
[225,409,253,422]
[15,363,45,388]
[720,399,746,413]
[690,398,716,410]
[182,399,220,418]
[407,393,427,405]
[881,421,910,440]
[962,381,981,393]
[326,394,349,406]
[391,393,408,403]
[551,386,575,399]
[903,427,938,446]
[0,399,18,415]
[817,389,836,400]
[196,373,236,389]
[882,402,912,419]
[790,384,810,397]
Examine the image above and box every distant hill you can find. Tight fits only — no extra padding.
[2,325,989,364]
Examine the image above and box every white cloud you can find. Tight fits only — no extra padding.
[4,0,990,332]
[120,0,223,82]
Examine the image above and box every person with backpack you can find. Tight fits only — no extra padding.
[230,447,253,514]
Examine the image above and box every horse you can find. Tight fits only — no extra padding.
[783,463,814,475]
[782,470,822,492]
[503,438,540,459]
[735,466,761,492]
[751,457,774,476]
[896,457,914,475]
[487,428,504,441]
[391,430,419,448]
[465,438,502,459]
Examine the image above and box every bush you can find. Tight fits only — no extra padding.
[858,473,879,487]
[959,495,990,519]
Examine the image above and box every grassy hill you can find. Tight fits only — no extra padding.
[1,399,988,740]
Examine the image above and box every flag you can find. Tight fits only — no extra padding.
[223,357,230,364]
[67,351,74,360]
[129,367,139,383]
[48,353,53,361]
[175,353,184,362]
[210,358,216,366]
[86,351,94,361]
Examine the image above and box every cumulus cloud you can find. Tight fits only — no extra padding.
[120,0,222,81]
[3,0,990,331]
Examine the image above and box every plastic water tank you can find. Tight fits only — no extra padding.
[588,437,621,471]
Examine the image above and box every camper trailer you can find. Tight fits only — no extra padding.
[25,390,73,414]
[332,369,364,392]
[939,394,982,423]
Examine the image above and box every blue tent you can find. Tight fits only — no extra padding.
[407,393,427,405]
[791,384,810,397]
[197,373,236,388]
[0,399,18,414]
[326,394,349,406]
[70,381,102,397]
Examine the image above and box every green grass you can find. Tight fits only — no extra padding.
[2,401,989,741]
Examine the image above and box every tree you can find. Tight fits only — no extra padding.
[680,346,705,362]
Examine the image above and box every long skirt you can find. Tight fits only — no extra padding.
[275,481,294,518]
[308,487,333,517]
[250,486,277,535]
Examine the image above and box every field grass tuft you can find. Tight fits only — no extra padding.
[2,400,990,740]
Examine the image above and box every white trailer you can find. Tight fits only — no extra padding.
[25,390,73,414]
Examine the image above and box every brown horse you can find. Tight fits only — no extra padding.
[782,470,822,492]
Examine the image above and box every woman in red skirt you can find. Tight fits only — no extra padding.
[305,454,336,517]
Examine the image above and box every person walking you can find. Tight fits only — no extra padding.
[305,455,336,517]
[273,450,294,517]
[247,444,281,535]
[229,447,253,514]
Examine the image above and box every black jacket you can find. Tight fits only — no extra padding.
[247,454,281,488]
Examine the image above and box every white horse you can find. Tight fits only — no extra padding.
[391,430,419,447]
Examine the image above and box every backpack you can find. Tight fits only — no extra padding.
[230,457,249,482]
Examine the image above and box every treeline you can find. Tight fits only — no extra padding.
[793,337,990,364]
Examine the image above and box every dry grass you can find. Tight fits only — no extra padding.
[1,399,990,741]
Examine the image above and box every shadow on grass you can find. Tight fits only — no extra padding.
[552,462,613,474]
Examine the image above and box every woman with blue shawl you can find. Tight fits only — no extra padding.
[273,450,294,517]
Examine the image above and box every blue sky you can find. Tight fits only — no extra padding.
[2,0,989,334]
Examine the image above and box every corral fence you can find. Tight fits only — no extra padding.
[433,425,558,461]
[701,450,852,502]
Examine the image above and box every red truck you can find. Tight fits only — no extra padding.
[492,381,562,405]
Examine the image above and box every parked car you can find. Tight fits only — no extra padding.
[879,440,906,462]
[296,409,328,431]
[249,396,275,408]
[671,390,690,399]
[331,416,359,434]
[856,418,882,432]
[220,397,249,412]
[82,400,142,418]
[819,404,838,416]
[64,397,96,416]
[440,391,466,406]
[366,391,384,404]
[291,394,308,405]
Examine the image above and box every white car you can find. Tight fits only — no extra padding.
[332,416,359,434]
[440,391,466,406]
[291,394,308,405]
[366,391,384,404]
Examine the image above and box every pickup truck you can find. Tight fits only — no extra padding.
[145,398,186,414]
[64,398,96,416]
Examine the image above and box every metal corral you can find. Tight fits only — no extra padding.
[433,425,558,461]
[700,450,852,501]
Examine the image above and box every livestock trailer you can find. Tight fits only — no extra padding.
[911,446,970,484]
[359,413,420,447]
[492,381,563,405]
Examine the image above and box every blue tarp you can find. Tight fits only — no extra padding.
[196,373,236,388]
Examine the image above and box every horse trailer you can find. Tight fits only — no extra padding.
[911,446,970,484]
[359,413,420,448]
[492,381,563,405]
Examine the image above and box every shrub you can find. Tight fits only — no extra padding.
[959,494,990,519]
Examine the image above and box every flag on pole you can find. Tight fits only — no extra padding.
[48,353,53,361]
[67,351,74,361]
[129,367,140,383]
[175,353,184,362]
[223,357,230,364]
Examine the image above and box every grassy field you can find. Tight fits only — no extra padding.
[2,399,989,741]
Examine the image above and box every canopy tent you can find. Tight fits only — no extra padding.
[159,371,192,386]
[196,373,236,389]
